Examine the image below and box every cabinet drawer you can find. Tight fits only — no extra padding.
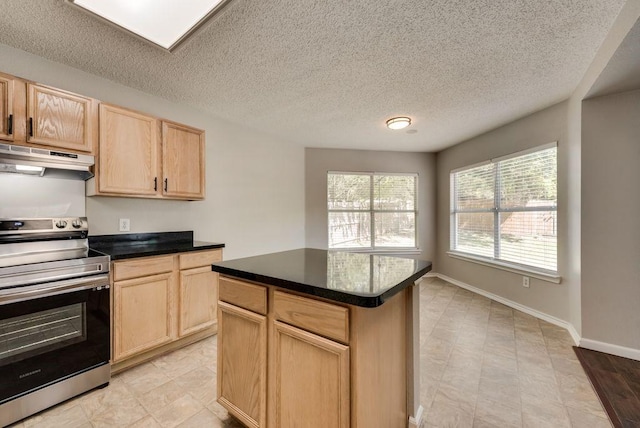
[179,249,222,270]
[113,255,174,281]
[219,276,267,315]
[273,291,349,344]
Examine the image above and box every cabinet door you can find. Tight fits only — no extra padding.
[0,74,12,141]
[218,302,267,428]
[273,321,350,428]
[113,272,175,362]
[98,104,160,196]
[162,121,205,200]
[27,83,97,153]
[178,267,218,337]
[0,74,26,143]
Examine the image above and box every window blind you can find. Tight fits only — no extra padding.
[451,145,557,272]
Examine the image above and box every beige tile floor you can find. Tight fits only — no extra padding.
[8,277,610,427]
[420,277,610,428]
[8,335,241,428]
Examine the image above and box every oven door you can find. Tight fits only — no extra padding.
[0,274,110,404]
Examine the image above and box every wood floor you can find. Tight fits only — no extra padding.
[574,347,640,427]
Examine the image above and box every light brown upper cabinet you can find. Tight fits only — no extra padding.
[26,83,98,154]
[96,103,160,196]
[89,103,205,201]
[0,71,95,154]
[162,121,205,200]
[0,74,13,141]
[0,72,26,143]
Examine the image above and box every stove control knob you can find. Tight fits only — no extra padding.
[55,220,68,229]
[72,219,83,229]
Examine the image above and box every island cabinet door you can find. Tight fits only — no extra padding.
[217,301,267,428]
[272,321,350,428]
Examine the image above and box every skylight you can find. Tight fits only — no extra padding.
[69,0,231,51]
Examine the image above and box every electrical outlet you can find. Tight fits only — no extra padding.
[119,218,130,232]
[522,276,530,288]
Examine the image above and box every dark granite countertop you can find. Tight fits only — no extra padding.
[89,231,224,260]
[211,248,431,308]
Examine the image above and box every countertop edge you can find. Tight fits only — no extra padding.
[93,243,225,261]
[212,262,432,308]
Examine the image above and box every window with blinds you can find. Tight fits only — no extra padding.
[328,172,417,249]
[450,144,557,272]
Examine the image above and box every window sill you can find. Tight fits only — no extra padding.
[331,248,422,256]
[446,251,561,284]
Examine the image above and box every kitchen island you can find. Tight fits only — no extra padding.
[211,248,431,428]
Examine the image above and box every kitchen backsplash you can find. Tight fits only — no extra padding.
[0,174,85,218]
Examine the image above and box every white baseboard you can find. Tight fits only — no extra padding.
[580,338,640,362]
[407,404,423,428]
[566,323,581,347]
[420,273,640,362]
[422,273,581,346]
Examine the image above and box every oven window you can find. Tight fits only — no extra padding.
[0,303,86,366]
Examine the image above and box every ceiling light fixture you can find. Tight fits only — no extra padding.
[386,117,411,130]
[67,0,233,51]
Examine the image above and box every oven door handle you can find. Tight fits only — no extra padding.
[0,247,85,260]
[0,274,110,305]
[0,262,106,288]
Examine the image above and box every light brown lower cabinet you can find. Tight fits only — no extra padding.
[273,321,350,428]
[179,266,218,337]
[217,275,408,428]
[217,301,267,428]
[113,271,174,361]
[111,249,222,372]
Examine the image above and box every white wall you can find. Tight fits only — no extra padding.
[565,97,583,337]
[305,148,436,261]
[0,43,305,260]
[567,3,640,352]
[581,89,640,352]
[435,101,575,325]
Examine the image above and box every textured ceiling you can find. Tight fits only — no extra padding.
[0,0,627,151]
